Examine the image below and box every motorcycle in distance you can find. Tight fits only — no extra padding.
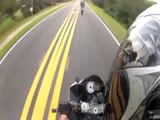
[52,75,107,120]
[81,8,84,15]
[80,2,85,15]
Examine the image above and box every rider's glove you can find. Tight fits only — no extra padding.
[59,102,71,118]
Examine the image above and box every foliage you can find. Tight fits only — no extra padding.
[20,0,57,17]
[91,0,104,8]
[91,0,156,28]
[0,0,18,18]
[87,0,127,41]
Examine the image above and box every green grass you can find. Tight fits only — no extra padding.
[0,10,24,36]
[0,3,68,59]
[0,17,15,35]
[14,9,24,20]
[87,0,127,42]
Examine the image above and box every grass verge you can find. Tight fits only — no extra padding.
[87,0,127,42]
[0,10,24,35]
[0,3,68,59]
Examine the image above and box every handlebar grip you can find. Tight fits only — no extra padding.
[51,102,79,113]
[51,108,58,113]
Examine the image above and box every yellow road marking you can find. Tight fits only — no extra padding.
[31,7,76,119]
[20,5,75,120]
[48,10,79,120]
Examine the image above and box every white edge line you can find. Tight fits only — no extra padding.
[87,4,120,46]
[0,3,70,64]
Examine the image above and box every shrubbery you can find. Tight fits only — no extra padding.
[91,0,156,28]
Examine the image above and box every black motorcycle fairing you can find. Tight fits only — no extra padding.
[70,75,105,102]
[69,75,106,120]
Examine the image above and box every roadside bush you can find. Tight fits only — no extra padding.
[91,0,104,8]
[21,5,32,17]
[6,8,17,20]
[92,0,156,28]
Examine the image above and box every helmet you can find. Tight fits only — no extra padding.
[106,4,160,120]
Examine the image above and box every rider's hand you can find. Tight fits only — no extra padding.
[59,102,71,118]
[59,114,68,120]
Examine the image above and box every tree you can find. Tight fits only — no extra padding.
[0,0,18,17]
[103,0,118,16]
[92,0,105,8]
[20,0,56,17]
[103,0,155,28]
[117,0,153,27]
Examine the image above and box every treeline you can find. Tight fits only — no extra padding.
[20,0,57,17]
[0,0,68,19]
[91,0,156,28]
[0,0,18,19]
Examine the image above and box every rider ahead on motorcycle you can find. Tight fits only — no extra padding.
[80,0,85,9]
[59,3,160,120]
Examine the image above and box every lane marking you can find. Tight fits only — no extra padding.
[20,5,74,120]
[86,4,120,46]
[0,3,70,65]
[31,5,77,120]
[48,9,79,120]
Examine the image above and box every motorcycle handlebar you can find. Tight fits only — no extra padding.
[51,101,105,114]
[51,102,80,113]
[51,108,58,113]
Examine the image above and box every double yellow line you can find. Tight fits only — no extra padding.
[21,3,79,120]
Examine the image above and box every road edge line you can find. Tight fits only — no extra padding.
[0,3,70,65]
[87,3,120,46]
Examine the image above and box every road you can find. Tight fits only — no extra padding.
[0,1,119,120]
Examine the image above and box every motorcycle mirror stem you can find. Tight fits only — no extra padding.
[76,77,80,83]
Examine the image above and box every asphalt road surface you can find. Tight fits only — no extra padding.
[0,1,119,120]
